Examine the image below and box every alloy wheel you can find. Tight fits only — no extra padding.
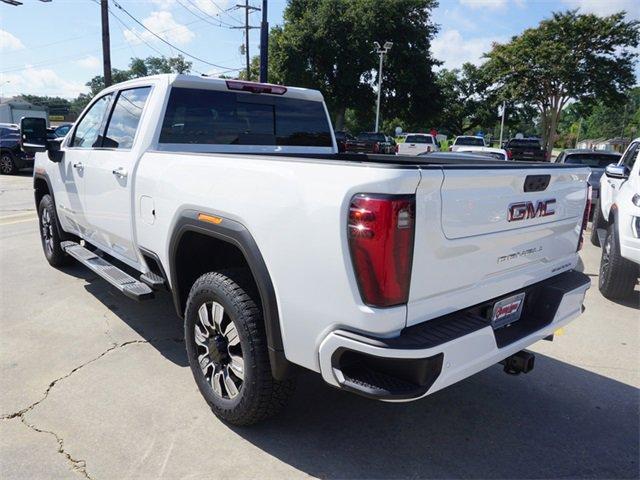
[41,208,54,255]
[194,301,244,399]
[0,155,13,174]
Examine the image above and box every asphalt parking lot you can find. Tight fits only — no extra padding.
[0,171,638,480]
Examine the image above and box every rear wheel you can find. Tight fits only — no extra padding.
[590,198,606,247]
[0,152,17,175]
[38,194,70,267]
[599,223,638,299]
[185,271,295,425]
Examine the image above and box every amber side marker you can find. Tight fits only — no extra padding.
[198,213,223,225]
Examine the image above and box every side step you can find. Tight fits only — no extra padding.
[140,271,165,289]
[61,241,154,301]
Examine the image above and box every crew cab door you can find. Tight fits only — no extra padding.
[56,94,112,235]
[602,141,639,218]
[83,86,151,264]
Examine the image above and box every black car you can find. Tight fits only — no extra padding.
[47,123,73,140]
[345,132,392,154]
[505,138,547,162]
[334,130,355,153]
[0,124,34,175]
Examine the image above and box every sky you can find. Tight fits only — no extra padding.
[0,0,638,99]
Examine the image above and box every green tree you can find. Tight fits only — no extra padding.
[269,0,440,130]
[485,10,639,157]
[237,56,260,82]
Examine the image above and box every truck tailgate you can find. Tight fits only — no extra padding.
[407,166,590,327]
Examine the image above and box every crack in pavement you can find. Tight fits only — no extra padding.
[1,337,185,479]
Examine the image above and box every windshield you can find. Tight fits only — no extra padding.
[564,153,621,168]
[455,137,484,146]
[357,133,386,142]
[159,88,332,147]
[405,135,433,144]
[509,139,541,148]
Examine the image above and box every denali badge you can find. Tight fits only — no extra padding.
[508,199,556,222]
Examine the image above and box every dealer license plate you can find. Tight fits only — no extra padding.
[491,292,526,329]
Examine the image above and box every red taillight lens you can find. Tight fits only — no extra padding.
[577,185,592,251]
[348,194,415,307]
[507,149,513,159]
[373,142,380,153]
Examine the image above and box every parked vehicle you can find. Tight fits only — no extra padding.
[505,138,547,162]
[450,135,486,152]
[457,146,508,161]
[47,123,73,140]
[590,139,640,299]
[396,133,439,155]
[0,123,34,174]
[334,130,354,153]
[345,132,392,154]
[23,75,591,425]
[555,149,622,212]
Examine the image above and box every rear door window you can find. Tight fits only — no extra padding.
[159,88,332,147]
[455,137,484,146]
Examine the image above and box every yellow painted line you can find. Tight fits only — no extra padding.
[0,213,38,226]
[554,327,565,336]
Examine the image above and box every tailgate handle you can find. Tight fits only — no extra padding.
[524,175,550,192]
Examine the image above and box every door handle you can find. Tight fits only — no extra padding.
[112,167,128,179]
[72,162,83,170]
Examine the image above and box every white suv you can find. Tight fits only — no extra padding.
[591,138,640,299]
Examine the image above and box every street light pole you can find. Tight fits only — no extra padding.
[374,41,392,133]
[499,101,506,146]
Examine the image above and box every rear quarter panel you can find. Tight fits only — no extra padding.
[134,152,421,372]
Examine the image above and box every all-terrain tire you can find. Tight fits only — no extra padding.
[185,271,295,425]
[599,222,638,299]
[590,198,607,247]
[38,194,71,267]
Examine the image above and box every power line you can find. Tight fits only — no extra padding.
[230,0,261,79]
[111,0,238,71]
[179,0,239,29]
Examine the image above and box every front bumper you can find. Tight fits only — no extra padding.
[318,271,590,401]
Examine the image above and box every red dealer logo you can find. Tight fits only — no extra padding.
[508,199,556,222]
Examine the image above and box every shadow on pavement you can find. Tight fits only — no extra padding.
[60,262,187,367]
[233,356,639,479]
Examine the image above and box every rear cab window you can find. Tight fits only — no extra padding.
[564,153,621,168]
[159,87,333,148]
[508,139,541,148]
[405,135,433,144]
[455,137,485,146]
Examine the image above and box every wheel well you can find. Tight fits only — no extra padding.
[173,231,259,315]
[34,177,50,207]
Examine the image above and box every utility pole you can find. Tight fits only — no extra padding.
[259,0,268,82]
[373,41,392,133]
[499,101,506,146]
[101,0,112,87]
[233,1,260,80]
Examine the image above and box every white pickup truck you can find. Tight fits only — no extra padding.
[591,138,640,299]
[22,75,591,425]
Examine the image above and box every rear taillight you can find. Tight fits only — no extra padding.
[348,194,415,307]
[395,144,399,154]
[507,149,513,160]
[577,185,592,251]
[373,142,380,153]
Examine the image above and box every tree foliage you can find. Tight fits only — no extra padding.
[269,0,440,130]
[485,10,639,155]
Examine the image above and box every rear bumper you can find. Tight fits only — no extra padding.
[318,270,590,401]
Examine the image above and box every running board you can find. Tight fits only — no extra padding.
[61,241,154,301]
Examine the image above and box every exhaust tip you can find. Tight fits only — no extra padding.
[500,350,535,375]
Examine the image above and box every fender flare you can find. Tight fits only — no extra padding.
[168,209,293,379]
[33,172,66,239]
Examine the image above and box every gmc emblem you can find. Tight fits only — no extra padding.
[508,199,556,222]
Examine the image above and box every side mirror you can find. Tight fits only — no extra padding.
[20,117,48,153]
[604,163,628,179]
[47,138,64,163]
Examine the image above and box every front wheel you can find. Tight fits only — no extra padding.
[185,271,295,425]
[599,223,638,299]
[0,152,17,175]
[38,194,70,267]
